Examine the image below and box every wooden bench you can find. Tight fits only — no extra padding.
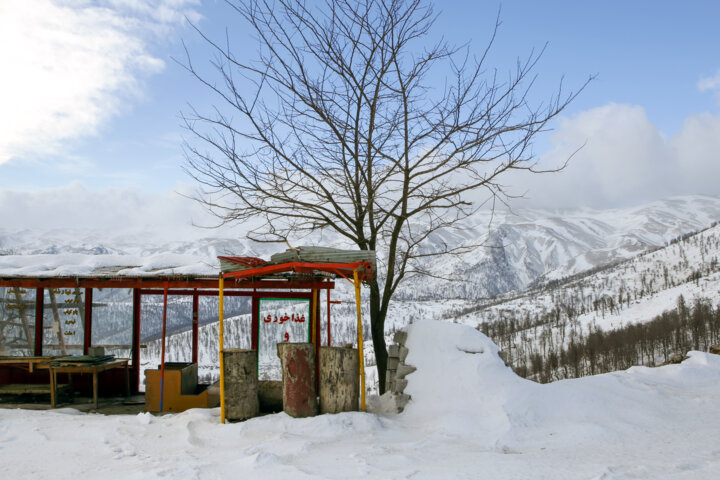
[0,383,72,397]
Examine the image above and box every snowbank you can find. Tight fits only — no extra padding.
[0,252,218,277]
[1,318,720,479]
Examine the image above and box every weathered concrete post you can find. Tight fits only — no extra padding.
[319,346,359,414]
[277,343,318,417]
[223,348,259,421]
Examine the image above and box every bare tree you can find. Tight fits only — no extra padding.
[182,0,589,392]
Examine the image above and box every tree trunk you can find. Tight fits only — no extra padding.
[369,282,388,394]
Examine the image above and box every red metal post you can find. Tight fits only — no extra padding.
[192,289,199,364]
[315,290,321,348]
[312,290,320,393]
[34,288,44,356]
[159,281,169,412]
[83,288,93,355]
[251,293,259,350]
[132,288,142,392]
[326,289,331,347]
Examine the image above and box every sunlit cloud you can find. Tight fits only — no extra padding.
[698,69,720,106]
[0,182,218,238]
[0,0,200,164]
[506,103,720,209]
[698,69,720,92]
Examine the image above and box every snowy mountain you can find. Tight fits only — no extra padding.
[395,194,720,299]
[3,195,720,304]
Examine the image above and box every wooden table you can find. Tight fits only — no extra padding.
[0,356,59,373]
[45,359,130,409]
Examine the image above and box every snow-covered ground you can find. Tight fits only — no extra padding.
[2,319,719,479]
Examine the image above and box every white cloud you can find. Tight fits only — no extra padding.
[699,69,720,107]
[506,103,720,209]
[0,182,236,241]
[0,0,199,164]
[698,69,720,93]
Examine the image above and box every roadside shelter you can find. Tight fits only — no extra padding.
[0,248,373,411]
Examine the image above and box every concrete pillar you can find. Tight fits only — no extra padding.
[223,349,259,421]
[319,346,359,414]
[277,343,317,417]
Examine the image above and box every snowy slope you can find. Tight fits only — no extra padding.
[1,319,719,479]
[449,220,720,382]
[462,222,720,334]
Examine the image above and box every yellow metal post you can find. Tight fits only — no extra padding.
[353,269,366,411]
[219,275,226,424]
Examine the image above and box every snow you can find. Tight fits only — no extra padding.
[0,253,219,277]
[2,318,720,479]
[579,272,720,331]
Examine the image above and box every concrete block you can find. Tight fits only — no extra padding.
[223,349,259,421]
[277,343,317,418]
[394,393,411,412]
[395,363,416,379]
[387,356,399,370]
[388,344,400,357]
[393,378,408,394]
[393,330,408,346]
[319,346,359,414]
[398,346,409,362]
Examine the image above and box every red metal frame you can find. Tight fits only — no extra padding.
[192,290,199,364]
[0,277,334,290]
[132,288,142,392]
[34,288,44,356]
[251,294,259,350]
[140,289,319,365]
[222,261,374,283]
[138,287,332,296]
[83,288,93,355]
[313,290,320,392]
[159,281,169,412]
[2,268,344,395]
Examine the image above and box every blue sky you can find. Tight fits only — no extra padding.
[1,0,719,219]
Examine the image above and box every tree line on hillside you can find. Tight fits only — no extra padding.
[479,295,720,383]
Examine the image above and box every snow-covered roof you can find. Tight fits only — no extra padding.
[0,253,220,278]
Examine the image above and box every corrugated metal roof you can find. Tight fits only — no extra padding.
[269,246,376,266]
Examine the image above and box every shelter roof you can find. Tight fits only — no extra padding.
[0,253,218,278]
[0,246,373,287]
[220,247,376,283]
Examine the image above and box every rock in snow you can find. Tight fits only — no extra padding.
[1,318,720,479]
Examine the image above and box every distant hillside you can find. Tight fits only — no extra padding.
[454,222,720,382]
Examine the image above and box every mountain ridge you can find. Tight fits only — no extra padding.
[2,195,719,303]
